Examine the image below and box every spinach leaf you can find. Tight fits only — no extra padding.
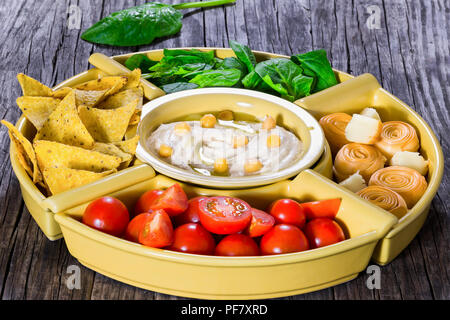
[291,50,337,92]
[242,70,277,94]
[81,0,236,47]
[124,54,158,72]
[254,58,314,101]
[189,69,241,88]
[160,82,199,93]
[163,49,215,64]
[229,40,257,72]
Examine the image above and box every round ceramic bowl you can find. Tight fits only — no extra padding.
[136,88,325,188]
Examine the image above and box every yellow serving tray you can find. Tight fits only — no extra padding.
[7,48,444,298]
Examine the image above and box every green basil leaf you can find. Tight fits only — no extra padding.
[291,50,337,92]
[160,82,199,93]
[242,70,277,94]
[81,3,183,47]
[124,54,158,72]
[163,49,215,63]
[189,69,241,88]
[229,40,257,73]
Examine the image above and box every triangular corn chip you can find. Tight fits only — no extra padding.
[74,75,128,97]
[35,91,94,148]
[74,88,108,107]
[43,167,115,195]
[92,142,132,163]
[1,120,42,183]
[113,135,140,155]
[16,96,61,130]
[78,98,138,143]
[17,74,71,99]
[34,140,121,173]
[96,87,143,110]
[17,74,53,97]
[128,110,141,126]
[123,69,141,90]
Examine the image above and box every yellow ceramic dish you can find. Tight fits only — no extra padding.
[55,169,397,299]
[136,87,325,188]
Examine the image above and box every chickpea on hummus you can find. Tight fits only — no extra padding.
[147,112,303,177]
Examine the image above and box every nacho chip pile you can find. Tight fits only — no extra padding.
[2,69,144,195]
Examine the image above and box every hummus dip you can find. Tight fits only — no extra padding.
[147,114,303,177]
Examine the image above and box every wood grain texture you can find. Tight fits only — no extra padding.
[0,0,448,300]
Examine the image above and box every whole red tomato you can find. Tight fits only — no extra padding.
[304,218,345,248]
[173,196,208,226]
[245,208,275,237]
[82,196,129,236]
[198,196,252,234]
[149,183,189,216]
[269,199,306,228]
[260,224,309,255]
[138,209,174,248]
[134,189,163,217]
[215,234,260,256]
[169,223,216,255]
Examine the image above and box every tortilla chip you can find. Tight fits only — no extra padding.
[128,110,141,126]
[17,74,71,99]
[125,124,138,140]
[35,91,94,148]
[1,120,42,183]
[34,140,122,173]
[92,142,132,163]
[16,96,61,130]
[123,69,141,90]
[43,167,115,195]
[74,76,128,97]
[17,74,54,97]
[78,98,138,143]
[96,87,143,110]
[113,135,140,155]
[73,88,108,107]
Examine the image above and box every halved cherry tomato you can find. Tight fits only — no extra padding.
[138,209,174,248]
[169,223,215,255]
[173,196,208,226]
[304,218,345,249]
[82,196,129,236]
[245,208,275,237]
[268,199,306,228]
[149,183,189,216]
[301,198,342,220]
[260,224,309,255]
[124,212,152,243]
[215,234,260,256]
[198,196,252,234]
[133,189,163,217]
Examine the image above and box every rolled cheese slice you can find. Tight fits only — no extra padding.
[390,151,429,175]
[357,185,408,218]
[369,166,427,208]
[334,143,387,183]
[345,114,382,144]
[375,121,420,160]
[360,107,381,121]
[339,171,367,193]
[319,113,352,156]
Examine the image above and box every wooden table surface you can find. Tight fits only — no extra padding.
[0,0,448,300]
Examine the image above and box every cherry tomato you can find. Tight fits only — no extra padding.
[149,184,189,216]
[245,208,275,237]
[124,212,152,243]
[134,189,163,217]
[301,198,342,220]
[173,196,208,226]
[304,218,345,249]
[82,196,129,236]
[215,234,260,256]
[260,224,309,255]
[169,223,216,255]
[268,199,306,228]
[198,196,252,234]
[138,209,174,248]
